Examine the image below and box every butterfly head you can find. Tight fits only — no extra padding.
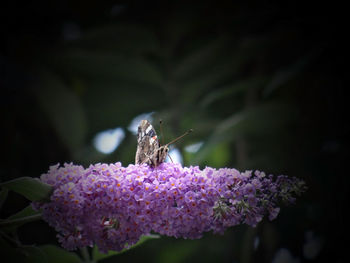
[157,145,169,164]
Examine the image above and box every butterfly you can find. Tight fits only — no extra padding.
[135,120,192,167]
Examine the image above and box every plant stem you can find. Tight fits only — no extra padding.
[80,247,92,263]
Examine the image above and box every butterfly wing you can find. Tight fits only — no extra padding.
[135,120,160,165]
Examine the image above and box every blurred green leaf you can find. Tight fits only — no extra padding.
[7,205,39,220]
[200,76,267,108]
[40,245,81,263]
[172,38,232,80]
[194,102,298,164]
[0,188,8,210]
[51,50,163,87]
[35,71,87,153]
[161,13,203,49]
[204,143,230,168]
[156,239,200,263]
[71,25,160,55]
[1,205,42,231]
[20,246,47,263]
[92,234,160,261]
[174,42,265,106]
[180,61,237,104]
[0,177,53,202]
[263,51,318,97]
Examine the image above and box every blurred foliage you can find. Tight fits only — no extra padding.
[1,1,347,263]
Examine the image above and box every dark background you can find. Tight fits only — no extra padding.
[1,1,348,262]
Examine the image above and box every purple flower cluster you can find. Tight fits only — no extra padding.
[33,162,306,252]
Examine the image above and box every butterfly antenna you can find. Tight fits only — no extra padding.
[165,129,193,146]
[159,119,164,145]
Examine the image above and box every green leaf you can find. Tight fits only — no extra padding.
[172,38,231,80]
[40,245,81,263]
[263,51,318,97]
[92,234,160,261]
[179,58,238,101]
[7,205,39,220]
[51,50,163,87]
[193,102,298,164]
[0,177,53,201]
[0,188,8,210]
[200,76,267,108]
[71,25,160,55]
[205,143,230,168]
[1,205,42,230]
[156,239,200,263]
[35,71,87,153]
[20,246,47,263]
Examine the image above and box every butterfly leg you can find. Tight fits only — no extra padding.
[167,153,174,163]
